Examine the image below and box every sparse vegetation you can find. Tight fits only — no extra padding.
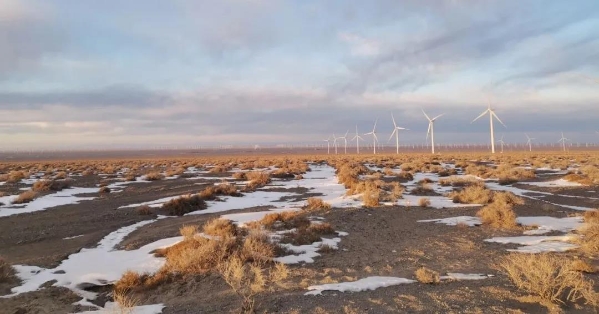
[0,257,14,283]
[415,267,440,284]
[500,253,598,307]
[418,198,431,208]
[304,197,331,211]
[161,194,206,216]
[12,190,37,204]
[136,205,153,215]
[449,185,493,204]
[144,172,164,181]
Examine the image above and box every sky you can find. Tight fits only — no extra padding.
[0,0,598,150]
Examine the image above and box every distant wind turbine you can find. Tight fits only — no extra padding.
[364,119,379,154]
[332,134,339,155]
[389,113,408,154]
[525,134,535,152]
[472,101,506,154]
[351,125,364,154]
[338,130,349,154]
[558,132,569,152]
[323,138,330,154]
[422,109,444,154]
[498,135,505,153]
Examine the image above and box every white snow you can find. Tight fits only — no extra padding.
[0,187,98,217]
[524,179,583,187]
[77,303,165,314]
[305,276,416,295]
[6,219,180,302]
[441,273,493,281]
[518,216,583,235]
[275,237,342,264]
[64,235,85,240]
[418,216,481,226]
[485,235,577,253]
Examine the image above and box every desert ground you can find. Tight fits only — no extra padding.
[1,151,599,314]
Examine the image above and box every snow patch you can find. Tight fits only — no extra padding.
[306,276,415,295]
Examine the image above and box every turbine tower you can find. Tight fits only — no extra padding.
[422,109,444,154]
[525,134,535,152]
[351,125,364,154]
[558,132,569,152]
[498,135,505,153]
[332,134,338,155]
[389,113,407,154]
[364,119,379,154]
[323,138,330,154]
[472,101,506,154]
[338,130,349,154]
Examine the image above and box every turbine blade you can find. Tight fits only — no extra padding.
[388,129,396,142]
[431,113,444,121]
[472,109,489,123]
[422,109,431,121]
[373,118,378,131]
[391,113,397,128]
[492,112,507,127]
[426,123,431,140]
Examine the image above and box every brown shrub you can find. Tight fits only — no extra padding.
[180,225,198,241]
[571,259,596,274]
[500,253,598,306]
[256,211,310,231]
[54,171,67,179]
[99,186,111,194]
[161,194,206,216]
[13,190,37,204]
[136,205,153,215]
[415,267,440,284]
[492,191,525,206]
[144,172,164,181]
[0,257,14,283]
[203,219,238,238]
[362,182,380,207]
[449,185,493,204]
[114,270,144,294]
[232,172,246,180]
[6,171,26,183]
[240,231,275,264]
[418,198,431,208]
[439,176,484,187]
[304,197,332,211]
[578,223,599,257]
[584,210,599,224]
[279,222,335,246]
[32,179,72,192]
[476,202,518,229]
[162,236,238,275]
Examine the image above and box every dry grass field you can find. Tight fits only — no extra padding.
[1,151,599,313]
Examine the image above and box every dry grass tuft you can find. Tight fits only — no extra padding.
[144,172,164,181]
[0,257,15,283]
[476,202,518,229]
[304,197,332,211]
[32,179,73,192]
[12,190,37,204]
[571,259,596,274]
[500,253,598,306]
[240,230,275,264]
[578,223,599,257]
[112,289,139,314]
[448,185,493,204]
[414,267,440,284]
[279,223,335,246]
[203,218,238,238]
[99,186,111,194]
[584,210,599,224]
[418,198,431,208]
[254,211,310,231]
[136,205,153,215]
[161,194,206,216]
[114,270,144,294]
[179,225,198,241]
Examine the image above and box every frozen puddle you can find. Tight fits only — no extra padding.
[485,235,577,253]
[418,216,481,226]
[0,187,98,218]
[518,216,583,235]
[306,276,416,295]
[78,303,165,314]
[4,218,181,306]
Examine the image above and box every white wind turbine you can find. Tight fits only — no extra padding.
[525,134,535,152]
[472,101,506,154]
[558,132,569,152]
[351,125,364,154]
[497,135,506,153]
[323,137,331,154]
[338,130,349,154]
[332,134,339,154]
[364,119,379,154]
[389,113,408,154]
[422,109,444,154]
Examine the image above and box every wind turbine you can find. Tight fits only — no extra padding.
[422,109,444,154]
[558,132,569,152]
[472,101,506,154]
[525,134,535,152]
[323,138,330,154]
[497,135,505,153]
[332,134,339,154]
[338,130,349,154]
[351,125,364,154]
[389,113,408,154]
[364,119,379,154]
